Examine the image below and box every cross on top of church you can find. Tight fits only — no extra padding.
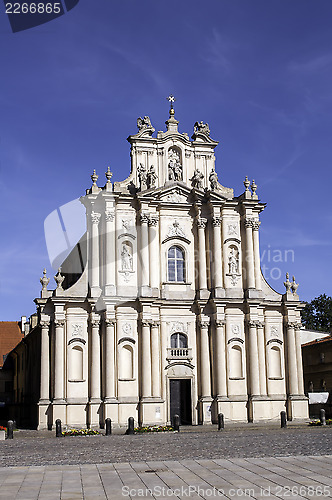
[167,94,176,108]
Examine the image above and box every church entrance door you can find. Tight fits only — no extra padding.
[169,379,192,425]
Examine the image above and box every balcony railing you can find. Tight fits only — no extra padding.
[166,347,193,361]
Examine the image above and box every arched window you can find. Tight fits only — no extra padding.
[168,245,185,282]
[171,333,188,348]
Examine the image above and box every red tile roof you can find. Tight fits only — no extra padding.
[0,322,24,367]
[302,335,332,348]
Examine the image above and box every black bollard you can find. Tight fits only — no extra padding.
[126,417,134,435]
[280,411,287,429]
[173,414,180,432]
[218,413,224,431]
[320,409,326,426]
[105,418,112,436]
[55,419,62,437]
[7,420,14,439]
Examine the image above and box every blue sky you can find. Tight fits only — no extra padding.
[0,0,332,319]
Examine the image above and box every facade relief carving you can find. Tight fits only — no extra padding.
[166,220,187,239]
[170,321,188,334]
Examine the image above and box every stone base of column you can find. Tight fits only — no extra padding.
[138,398,165,426]
[103,398,119,423]
[139,286,152,297]
[52,401,67,427]
[245,289,262,299]
[197,289,210,300]
[222,396,248,421]
[118,398,139,426]
[248,396,287,422]
[198,397,213,424]
[213,287,226,298]
[211,396,229,423]
[150,287,160,298]
[90,286,102,298]
[286,395,309,421]
[104,284,116,296]
[37,401,51,430]
[88,400,103,428]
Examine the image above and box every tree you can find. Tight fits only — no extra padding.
[301,294,332,332]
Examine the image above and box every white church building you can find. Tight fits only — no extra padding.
[13,100,309,429]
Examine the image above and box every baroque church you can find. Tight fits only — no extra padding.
[11,99,309,429]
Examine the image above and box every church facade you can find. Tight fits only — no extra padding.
[34,101,308,429]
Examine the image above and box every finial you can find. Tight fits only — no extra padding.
[284,272,291,292]
[91,169,98,186]
[244,176,250,191]
[54,267,65,291]
[105,166,113,184]
[291,275,299,295]
[166,94,176,116]
[251,179,257,198]
[40,268,50,291]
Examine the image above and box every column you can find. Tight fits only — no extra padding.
[256,322,267,396]
[54,318,65,401]
[248,321,260,396]
[252,220,262,290]
[40,319,50,401]
[140,214,150,290]
[148,215,159,291]
[90,315,101,400]
[141,320,152,398]
[90,211,101,291]
[105,319,115,399]
[295,323,304,395]
[151,321,161,398]
[199,320,211,398]
[215,320,227,397]
[212,216,223,289]
[286,322,299,395]
[197,218,208,290]
[105,210,115,294]
[244,218,255,289]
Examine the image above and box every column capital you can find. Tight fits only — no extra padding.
[54,318,65,328]
[90,315,101,328]
[105,318,116,327]
[151,320,160,327]
[139,213,149,224]
[212,216,222,227]
[248,320,259,328]
[148,215,159,226]
[256,321,265,328]
[141,319,152,327]
[287,321,302,329]
[244,217,255,228]
[196,217,207,229]
[252,220,261,231]
[199,320,210,329]
[40,319,50,328]
[91,211,101,225]
[215,320,226,327]
[105,210,115,222]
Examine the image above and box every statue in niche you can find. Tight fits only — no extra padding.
[190,168,204,189]
[168,149,182,181]
[209,169,218,190]
[121,243,133,271]
[228,247,239,275]
[137,163,147,190]
[194,121,210,136]
[147,165,157,189]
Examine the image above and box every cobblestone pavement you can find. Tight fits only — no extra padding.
[0,455,332,499]
[0,425,331,467]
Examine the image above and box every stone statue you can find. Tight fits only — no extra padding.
[137,163,147,190]
[190,169,204,189]
[168,149,182,181]
[194,121,210,136]
[147,165,157,189]
[209,169,218,190]
[228,248,239,275]
[291,276,299,295]
[284,272,291,292]
[137,116,153,131]
[121,244,133,271]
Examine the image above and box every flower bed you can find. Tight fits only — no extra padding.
[0,426,7,432]
[62,429,101,436]
[308,419,332,426]
[134,425,175,434]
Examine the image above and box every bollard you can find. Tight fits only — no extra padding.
[320,409,326,426]
[173,414,180,432]
[126,417,134,435]
[7,420,14,439]
[105,418,112,436]
[280,411,287,429]
[55,419,62,437]
[218,413,224,431]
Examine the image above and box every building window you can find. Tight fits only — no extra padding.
[168,245,185,282]
[171,333,188,348]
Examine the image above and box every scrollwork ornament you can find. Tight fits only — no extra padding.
[197,217,207,229]
[199,321,210,329]
[54,319,65,328]
[212,216,221,227]
[40,320,50,329]
[105,210,115,222]
[91,211,101,225]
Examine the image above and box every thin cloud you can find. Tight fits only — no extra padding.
[289,53,332,73]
